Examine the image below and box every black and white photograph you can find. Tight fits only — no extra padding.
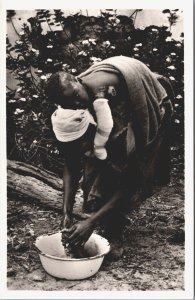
[1,0,194,298]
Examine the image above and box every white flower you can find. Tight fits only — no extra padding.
[174,119,180,123]
[16,87,22,92]
[135,43,142,47]
[90,57,102,63]
[170,52,176,56]
[62,64,68,68]
[165,37,172,42]
[82,40,90,46]
[8,99,16,103]
[19,31,25,36]
[33,140,37,144]
[176,43,182,47]
[133,47,139,51]
[89,39,96,45]
[14,108,24,115]
[153,48,158,52]
[166,57,171,62]
[152,28,158,32]
[108,16,120,26]
[19,97,26,101]
[134,54,139,57]
[174,104,179,107]
[47,45,53,48]
[71,69,77,73]
[167,65,176,70]
[16,40,23,45]
[127,36,131,41]
[41,75,47,80]
[169,76,175,81]
[176,95,182,99]
[32,95,39,98]
[47,58,53,62]
[37,70,43,73]
[103,41,111,48]
[110,46,116,49]
[78,51,87,56]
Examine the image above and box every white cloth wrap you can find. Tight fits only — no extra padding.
[51,107,96,142]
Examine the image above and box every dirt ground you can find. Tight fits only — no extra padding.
[7,146,185,291]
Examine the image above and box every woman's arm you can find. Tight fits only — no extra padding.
[67,189,126,246]
[61,149,82,229]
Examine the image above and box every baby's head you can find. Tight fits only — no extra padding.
[44,71,89,109]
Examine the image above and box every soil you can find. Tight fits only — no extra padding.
[7,146,185,291]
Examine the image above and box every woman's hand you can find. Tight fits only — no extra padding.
[67,219,95,247]
[61,214,73,230]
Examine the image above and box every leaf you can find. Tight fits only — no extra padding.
[162,9,170,14]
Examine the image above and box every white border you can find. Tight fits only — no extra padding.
[1,0,194,299]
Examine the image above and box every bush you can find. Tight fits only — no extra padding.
[6,9,184,173]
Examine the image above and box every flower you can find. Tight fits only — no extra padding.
[170,52,176,56]
[133,47,139,51]
[82,40,90,46]
[19,31,25,35]
[8,99,16,103]
[71,69,77,73]
[16,40,23,45]
[153,48,158,52]
[78,51,88,56]
[90,57,102,63]
[174,104,179,107]
[169,76,175,81]
[89,39,96,45]
[176,43,182,47]
[127,36,131,41]
[14,108,24,115]
[47,58,53,62]
[108,16,120,26]
[32,95,39,98]
[135,43,142,47]
[152,28,158,32]
[174,119,180,124]
[37,70,43,73]
[166,57,171,62]
[33,140,38,144]
[19,97,26,101]
[165,37,172,42]
[176,95,182,99]
[31,48,39,56]
[47,45,53,48]
[103,41,111,48]
[110,46,116,49]
[40,75,47,80]
[167,66,176,70]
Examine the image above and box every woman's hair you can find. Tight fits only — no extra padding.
[44,71,76,104]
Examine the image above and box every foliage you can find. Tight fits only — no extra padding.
[6,9,184,173]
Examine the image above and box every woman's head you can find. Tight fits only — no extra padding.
[45,71,89,109]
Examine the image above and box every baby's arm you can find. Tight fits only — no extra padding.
[93,98,113,160]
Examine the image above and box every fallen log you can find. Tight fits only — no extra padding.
[7,160,87,219]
